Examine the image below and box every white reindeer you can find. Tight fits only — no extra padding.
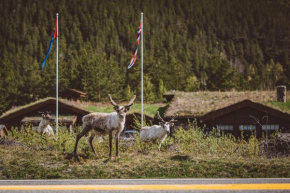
[140,112,177,150]
[73,94,136,158]
[37,111,55,137]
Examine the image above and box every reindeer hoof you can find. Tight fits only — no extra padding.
[66,152,78,160]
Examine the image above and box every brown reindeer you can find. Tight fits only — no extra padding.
[73,94,136,158]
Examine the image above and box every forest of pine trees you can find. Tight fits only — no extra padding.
[0,0,290,115]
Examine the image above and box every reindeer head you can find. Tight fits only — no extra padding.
[156,111,177,134]
[38,111,55,123]
[108,94,136,118]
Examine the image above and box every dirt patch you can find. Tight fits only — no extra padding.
[0,138,30,148]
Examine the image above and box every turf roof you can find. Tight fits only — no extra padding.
[164,90,290,117]
[0,98,154,122]
[0,98,90,122]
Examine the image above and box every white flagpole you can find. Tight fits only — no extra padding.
[141,12,144,129]
[56,13,59,138]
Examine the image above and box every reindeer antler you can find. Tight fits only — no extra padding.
[156,111,165,123]
[125,95,136,107]
[169,115,178,123]
[108,94,118,107]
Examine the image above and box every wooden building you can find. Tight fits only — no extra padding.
[200,100,290,139]
[60,89,86,102]
[163,92,175,102]
[0,98,90,132]
[0,98,153,133]
[163,90,290,139]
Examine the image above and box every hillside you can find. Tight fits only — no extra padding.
[1,0,290,115]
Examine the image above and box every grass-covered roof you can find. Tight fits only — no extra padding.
[2,91,290,122]
[0,98,90,123]
[0,98,56,119]
[164,91,290,117]
[0,98,157,122]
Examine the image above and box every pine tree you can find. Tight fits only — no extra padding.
[185,75,200,92]
[157,79,166,101]
[143,75,156,102]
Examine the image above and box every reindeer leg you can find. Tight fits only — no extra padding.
[88,134,97,156]
[73,126,90,154]
[115,133,120,157]
[158,142,162,151]
[158,139,164,151]
[109,132,113,158]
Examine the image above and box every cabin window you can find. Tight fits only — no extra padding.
[239,125,256,131]
[216,125,233,131]
[262,124,279,130]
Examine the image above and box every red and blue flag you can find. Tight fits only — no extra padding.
[42,19,58,69]
[127,22,142,71]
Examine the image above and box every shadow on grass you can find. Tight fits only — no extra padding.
[65,153,90,162]
[171,155,190,161]
[103,158,111,163]
[156,104,169,117]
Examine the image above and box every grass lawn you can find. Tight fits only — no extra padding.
[1,145,289,179]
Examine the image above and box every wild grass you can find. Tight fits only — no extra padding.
[266,101,290,114]
[0,122,290,179]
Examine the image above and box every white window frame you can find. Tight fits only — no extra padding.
[239,125,256,131]
[216,125,234,131]
[262,124,279,131]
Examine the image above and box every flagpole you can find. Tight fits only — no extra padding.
[141,12,144,129]
[56,13,59,138]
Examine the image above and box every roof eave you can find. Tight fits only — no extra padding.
[200,100,290,123]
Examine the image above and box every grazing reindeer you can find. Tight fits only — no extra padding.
[140,111,177,150]
[73,94,136,158]
[37,111,55,137]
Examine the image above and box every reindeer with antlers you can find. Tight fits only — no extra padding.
[140,111,177,151]
[73,94,136,158]
[37,111,55,137]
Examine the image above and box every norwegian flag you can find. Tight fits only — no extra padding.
[127,22,142,70]
[42,18,58,69]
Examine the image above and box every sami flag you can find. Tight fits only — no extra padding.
[42,19,58,69]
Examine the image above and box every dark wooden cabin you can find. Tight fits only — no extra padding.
[200,100,290,139]
[163,92,175,102]
[163,91,290,139]
[0,98,90,131]
[0,98,154,133]
[60,89,86,102]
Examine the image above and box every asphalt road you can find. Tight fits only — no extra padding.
[0,178,290,193]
